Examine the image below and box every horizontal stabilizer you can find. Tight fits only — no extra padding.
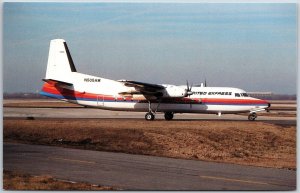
[42,78,73,86]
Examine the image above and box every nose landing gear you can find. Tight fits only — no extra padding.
[248,113,257,121]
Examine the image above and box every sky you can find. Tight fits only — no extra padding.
[3,3,298,94]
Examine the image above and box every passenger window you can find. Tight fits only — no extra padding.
[235,93,240,97]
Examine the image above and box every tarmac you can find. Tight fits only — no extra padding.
[4,143,296,190]
[3,100,297,190]
[3,106,296,122]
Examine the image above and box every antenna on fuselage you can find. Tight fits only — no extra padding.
[200,78,207,87]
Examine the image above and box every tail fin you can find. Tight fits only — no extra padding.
[44,39,76,84]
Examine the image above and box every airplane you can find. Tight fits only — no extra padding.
[40,39,271,121]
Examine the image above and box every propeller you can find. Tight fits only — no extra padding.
[185,80,194,108]
[185,80,193,97]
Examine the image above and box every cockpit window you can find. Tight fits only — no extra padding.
[235,93,240,97]
[241,93,248,97]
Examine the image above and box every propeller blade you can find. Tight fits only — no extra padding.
[186,80,189,90]
[185,80,193,97]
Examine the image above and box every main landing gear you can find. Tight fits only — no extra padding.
[248,113,257,121]
[164,112,174,121]
[145,112,155,120]
[145,111,174,121]
[144,100,175,121]
[145,100,158,121]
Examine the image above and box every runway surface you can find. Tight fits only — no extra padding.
[4,106,296,122]
[4,143,296,190]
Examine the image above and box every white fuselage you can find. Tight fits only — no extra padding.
[41,72,269,114]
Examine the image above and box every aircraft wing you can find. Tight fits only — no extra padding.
[119,80,165,97]
[120,80,164,90]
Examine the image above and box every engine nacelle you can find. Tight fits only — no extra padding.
[162,85,186,98]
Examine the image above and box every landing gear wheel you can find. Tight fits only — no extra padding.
[164,112,174,121]
[248,113,257,121]
[145,112,155,121]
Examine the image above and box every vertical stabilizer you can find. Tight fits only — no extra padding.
[45,39,76,84]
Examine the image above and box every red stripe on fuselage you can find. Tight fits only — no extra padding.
[42,83,268,105]
[42,83,95,99]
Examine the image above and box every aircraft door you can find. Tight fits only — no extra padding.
[97,95,104,106]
